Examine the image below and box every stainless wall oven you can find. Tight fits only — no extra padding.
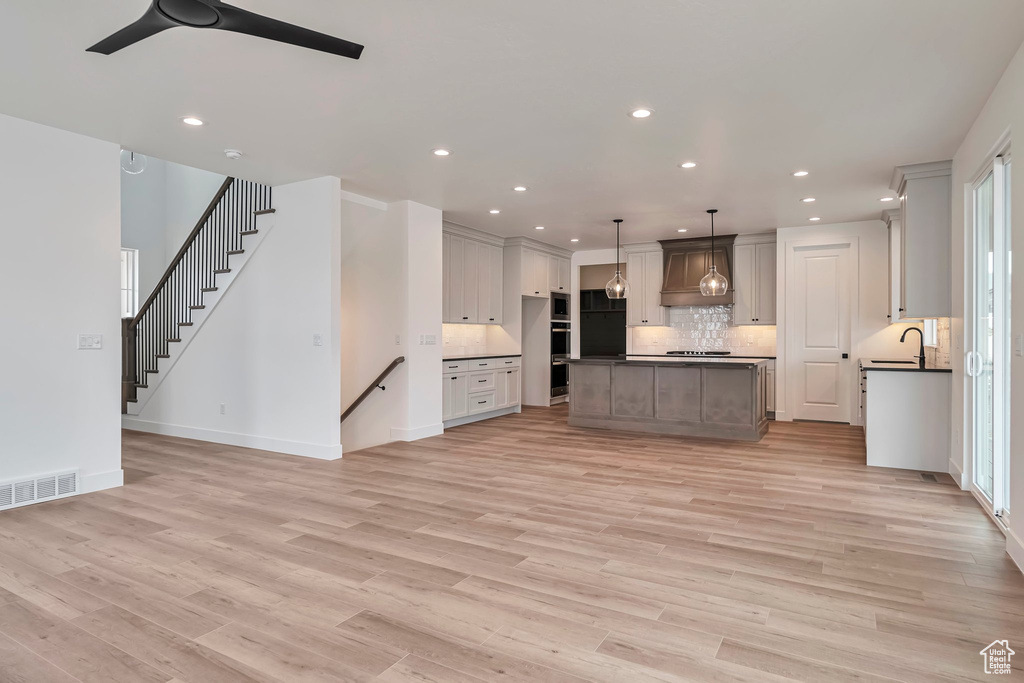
[551,322,570,397]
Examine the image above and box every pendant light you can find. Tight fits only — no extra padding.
[699,209,729,296]
[120,149,147,175]
[605,219,630,299]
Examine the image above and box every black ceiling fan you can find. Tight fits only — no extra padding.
[87,0,364,60]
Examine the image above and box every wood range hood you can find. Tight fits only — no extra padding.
[658,234,736,306]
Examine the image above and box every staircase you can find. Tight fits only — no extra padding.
[122,177,273,413]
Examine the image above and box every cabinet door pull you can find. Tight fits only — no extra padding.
[462,316,469,320]
[478,400,487,405]
[489,318,495,321]
[478,379,486,383]
[450,376,456,380]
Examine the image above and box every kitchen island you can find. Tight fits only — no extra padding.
[567,356,771,441]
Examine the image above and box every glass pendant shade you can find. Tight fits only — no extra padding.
[605,218,630,299]
[120,150,147,175]
[700,208,728,296]
[606,271,630,299]
[699,264,728,296]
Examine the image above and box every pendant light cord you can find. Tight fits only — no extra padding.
[614,219,623,273]
[710,211,715,269]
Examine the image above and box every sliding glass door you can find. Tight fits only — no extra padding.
[971,155,1011,515]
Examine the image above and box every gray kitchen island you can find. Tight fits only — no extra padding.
[567,356,771,441]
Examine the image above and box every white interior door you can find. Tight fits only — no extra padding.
[788,244,852,422]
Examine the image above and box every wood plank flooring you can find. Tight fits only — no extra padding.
[1,405,1022,682]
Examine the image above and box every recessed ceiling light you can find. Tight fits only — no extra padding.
[489,209,500,214]
[802,197,816,203]
[809,217,821,221]
[570,238,579,243]
[680,162,697,169]
[677,228,688,233]
[181,116,204,126]
[879,196,895,202]
[513,186,528,192]
[793,170,809,177]
[535,226,545,230]
[432,148,451,156]
[630,108,653,119]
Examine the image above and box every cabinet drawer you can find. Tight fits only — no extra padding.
[442,360,469,373]
[469,391,496,413]
[468,371,495,392]
[469,358,497,370]
[496,356,521,369]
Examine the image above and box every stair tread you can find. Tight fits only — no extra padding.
[190,305,206,310]
[178,322,194,326]
[167,338,182,343]
[155,354,170,359]
[134,384,148,389]
[227,250,245,255]
[201,287,218,292]
[126,398,138,403]
[214,269,231,274]
[240,230,258,236]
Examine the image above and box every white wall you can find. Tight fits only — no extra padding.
[0,114,122,493]
[949,39,1024,567]
[775,220,922,425]
[121,158,225,299]
[130,177,344,459]
[340,193,444,451]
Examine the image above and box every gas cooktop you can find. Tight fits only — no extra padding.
[666,350,732,356]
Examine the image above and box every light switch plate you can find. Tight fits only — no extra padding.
[312,334,323,347]
[77,334,102,350]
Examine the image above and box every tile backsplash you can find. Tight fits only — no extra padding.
[630,305,777,357]
[442,324,487,356]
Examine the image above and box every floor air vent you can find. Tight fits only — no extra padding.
[0,471,79,511]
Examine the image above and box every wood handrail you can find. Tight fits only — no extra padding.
[341,356,405,423]
[129,176,235,330]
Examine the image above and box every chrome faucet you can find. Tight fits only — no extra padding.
[900,327,925,368]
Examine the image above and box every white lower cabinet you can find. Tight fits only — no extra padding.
[766,359,776,415]
[443,356,521,426]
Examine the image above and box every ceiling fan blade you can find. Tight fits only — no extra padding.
[216,4,364,60]
[86,5,177,55]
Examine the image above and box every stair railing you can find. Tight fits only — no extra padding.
[122,177,272,411]
[340,357,406,422]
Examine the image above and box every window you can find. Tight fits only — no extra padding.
[120,248,138,318]
[923,319,938,347]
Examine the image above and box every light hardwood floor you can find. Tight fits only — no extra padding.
[0,406,1022,682]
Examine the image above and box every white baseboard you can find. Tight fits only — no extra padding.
[390,423,444,442]
[443,406,517,429]
[82,469,124,494]
[122,417,343,461]
[1006,526,1024,575]
[948,456,967,490]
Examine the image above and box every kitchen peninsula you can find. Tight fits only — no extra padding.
[567,356,770,441]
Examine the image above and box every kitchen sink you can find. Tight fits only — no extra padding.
[868,359,917,364]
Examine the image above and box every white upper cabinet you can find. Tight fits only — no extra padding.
[884,209,912,323]
[625,247,664,327]
[521,248,546,297]
[519,248,568,297]
[557,258,570,292]
[891,161,952,318]
[478,243,503,324]
[733,236,776,325]
[443,228,504,325]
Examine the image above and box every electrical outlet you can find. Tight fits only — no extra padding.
[312,334,323,347]
[746,335,754,346]
[219,403,226,415]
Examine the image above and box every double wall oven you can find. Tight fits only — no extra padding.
[551,293,570,397]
